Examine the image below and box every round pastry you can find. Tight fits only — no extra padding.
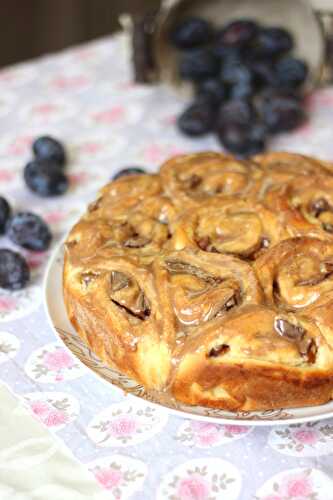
[170,198,291,257]
[263,175,333,239]
[64,152,333,411]
[160,152,263,208]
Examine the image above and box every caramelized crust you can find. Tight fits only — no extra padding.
[64,152,333,411]
[160,152,263,207]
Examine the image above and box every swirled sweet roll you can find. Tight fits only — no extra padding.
[160,152,263,208]
[64,151,333,411]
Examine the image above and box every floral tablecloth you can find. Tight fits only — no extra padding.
[1,33,333,500]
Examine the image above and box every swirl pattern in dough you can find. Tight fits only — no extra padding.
[64,152,333,411]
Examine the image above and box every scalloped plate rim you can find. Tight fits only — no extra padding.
[43,241,333,426]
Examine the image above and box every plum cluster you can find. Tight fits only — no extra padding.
[171,18,308,157]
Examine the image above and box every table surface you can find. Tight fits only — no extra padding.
[1,33,333,500]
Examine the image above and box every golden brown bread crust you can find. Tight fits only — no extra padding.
[63,151,333,411]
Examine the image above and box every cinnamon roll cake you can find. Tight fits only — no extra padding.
[63,152,333,411]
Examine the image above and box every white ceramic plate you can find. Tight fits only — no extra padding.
[44,242,333,426]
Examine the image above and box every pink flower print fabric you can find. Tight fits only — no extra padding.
[1,32,333,500]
